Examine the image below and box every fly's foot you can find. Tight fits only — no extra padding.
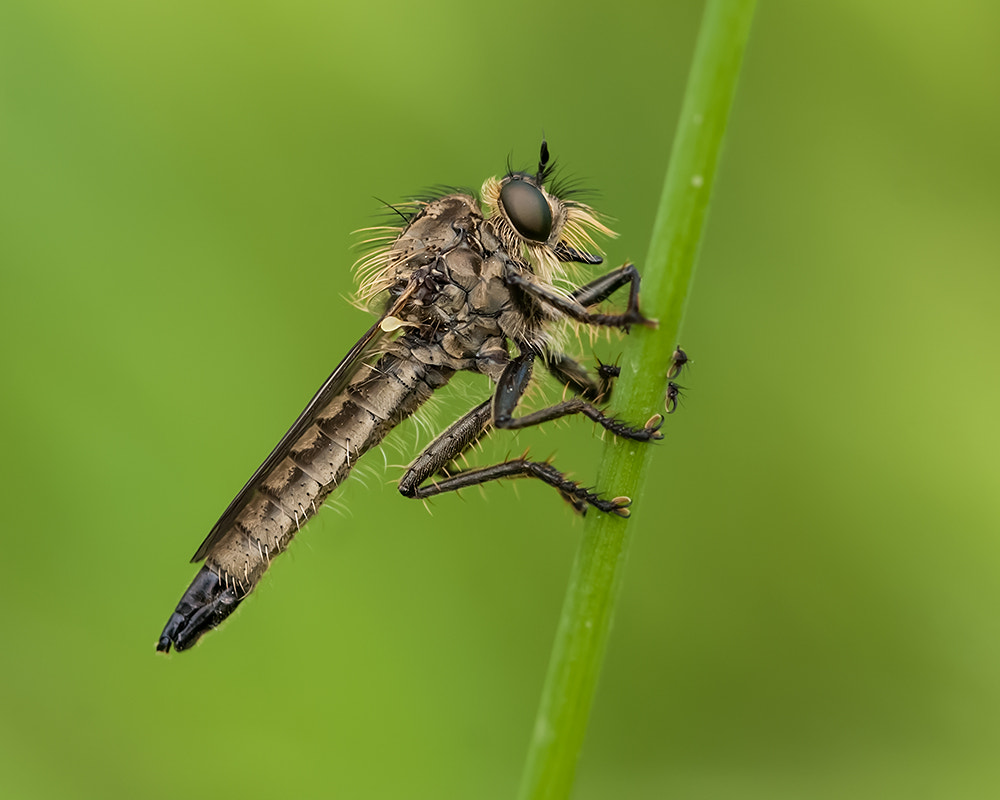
[621,309,658,333]
[595,409,664,441]
[609,496,632,518]
[667,346,689,379]
[576,491,631,518]
[546,467,632,517]
[665,382,685,415]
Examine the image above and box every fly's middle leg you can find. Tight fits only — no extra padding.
[543,350,620,403]
[495,350,663,441]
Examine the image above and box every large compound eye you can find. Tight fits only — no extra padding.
[500,179,552,242]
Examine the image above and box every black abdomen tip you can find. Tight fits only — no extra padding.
[156,566,246,653]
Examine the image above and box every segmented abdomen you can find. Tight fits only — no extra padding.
[205,350,451,592]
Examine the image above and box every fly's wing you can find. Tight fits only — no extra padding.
[190,292,413,563]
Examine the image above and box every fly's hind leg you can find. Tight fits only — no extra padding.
[397,399,631,516]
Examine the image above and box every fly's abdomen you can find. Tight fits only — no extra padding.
[157,350,451,652]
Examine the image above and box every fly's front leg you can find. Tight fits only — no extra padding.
[495,350,663,441]
[508,263,655,331]
[397,398,630,516]
[569,263,641,307]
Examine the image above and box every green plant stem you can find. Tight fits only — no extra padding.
[516,2,757,798]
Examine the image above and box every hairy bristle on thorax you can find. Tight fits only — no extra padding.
[351,201,428,311]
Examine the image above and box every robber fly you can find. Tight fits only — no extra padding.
[157,142,662,653]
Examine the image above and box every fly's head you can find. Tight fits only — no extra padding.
[481,141,616,288]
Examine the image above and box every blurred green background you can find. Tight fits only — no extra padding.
[2,1,999,798]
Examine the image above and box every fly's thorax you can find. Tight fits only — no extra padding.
[394,195,481,267]
[355,194,483,306]
[364,192,536,370]
[384,241,523,372]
